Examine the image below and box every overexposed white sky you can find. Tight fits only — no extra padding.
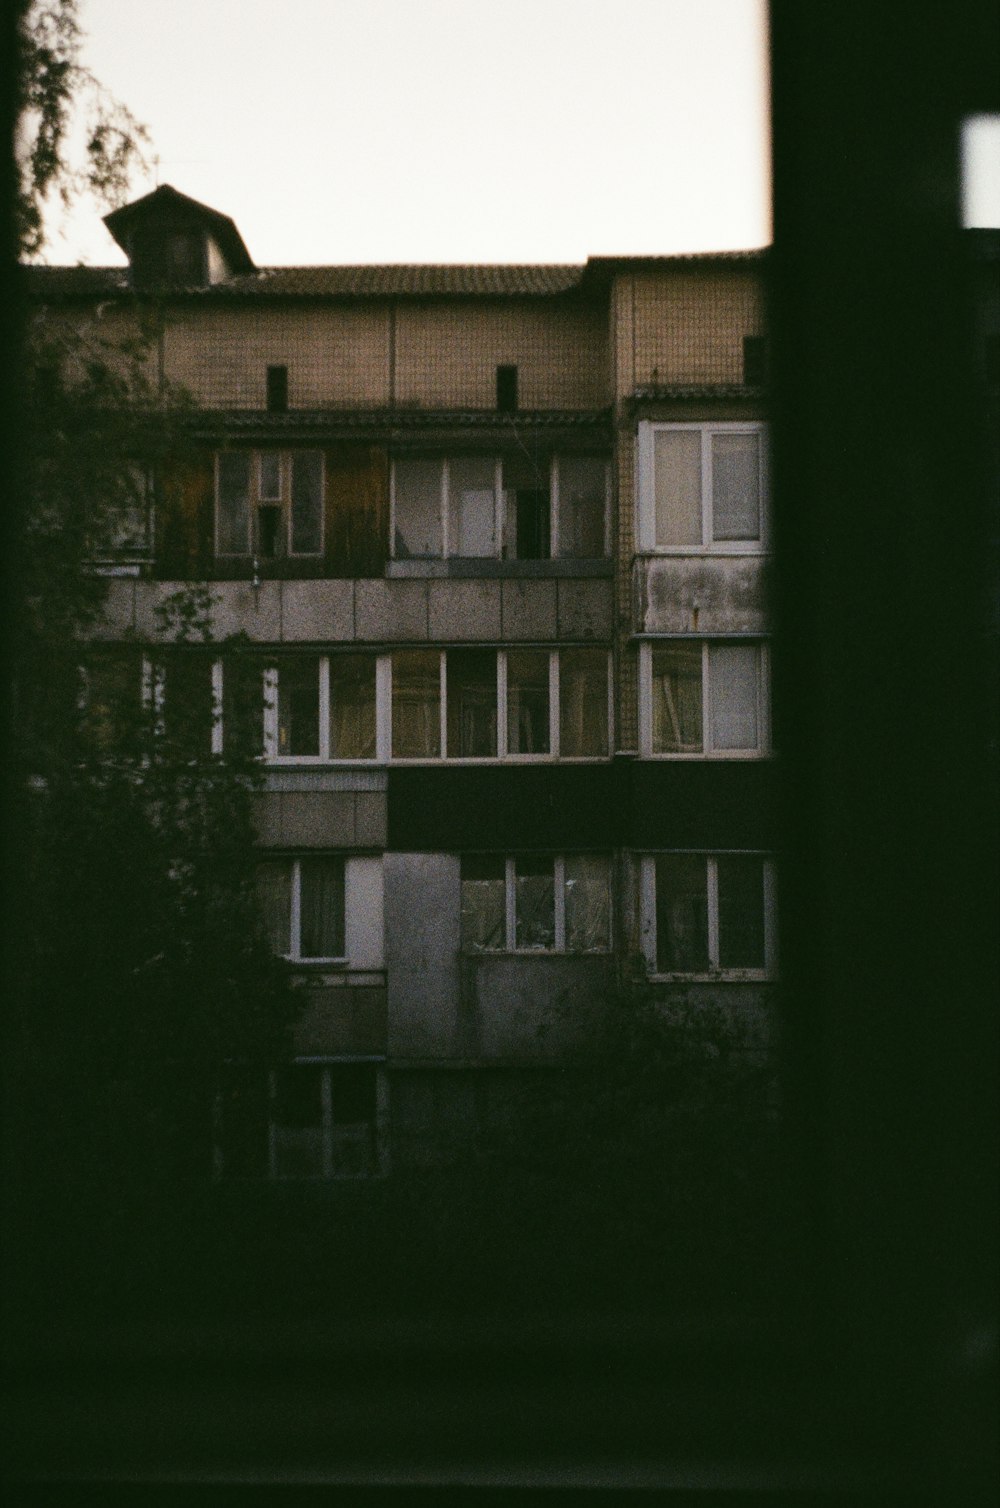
[46,0,772,267]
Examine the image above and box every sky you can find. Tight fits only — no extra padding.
[44,0,773,267]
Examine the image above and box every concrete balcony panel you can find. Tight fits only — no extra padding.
[354,579,428,642]
[291,980,387,1056]
[467,955,613,1060]
[280,579,354,642]
[90,580,136,639]
[354,791,388,847]
[634,555,770,636]
[279,791,357,847]
[427,579,502,641]
[556,578,613,640]
[500,579,557,640]
[385,852,461,1059]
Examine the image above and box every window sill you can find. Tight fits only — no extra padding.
[635,547,769,559]
[647,971,776,984]
[386,558,613,579]
[461,948,612,959]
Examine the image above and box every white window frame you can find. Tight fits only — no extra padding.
[265,1062,388,1181]
[261,655,384,764]
[462,853,613,954]
[386,648,613,762]
[639,852,777,979]
[278,856,348,965]
[390,456,611,561]
[214,449,325,559]
[638,639,770,758]
[636,421,769,554]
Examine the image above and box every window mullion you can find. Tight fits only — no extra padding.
[549,651,560,757]
[441,459,450,559]
[554,856,566,951]
[703,641,712,754]
[497,651,508,758]
[211,658,223,755]
[702,430,712,546]
[640,855,657,968]
[376,654,392,762]
[706,857,720,967]
[283,453,292,557]
[290,859,302,960]
[388,461,397,561]
[550,455,559,559]
[638,641,651,756]
[494,458,504,559]
[606,649,614,756]
[262,666,278,759]
[439,651,447,759]
[318,657,330,761]
[506,857,516,951]
[604,461,612,557]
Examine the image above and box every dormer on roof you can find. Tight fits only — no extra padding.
[103,184,255,290]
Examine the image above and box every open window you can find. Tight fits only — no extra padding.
[215,450,324,558]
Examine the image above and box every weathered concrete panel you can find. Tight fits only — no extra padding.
[252,792,283,846]
[280,579,354,642]
[635,556,769,635]
[280,792,355,847]
[556,579,613,640]
[501,580,557,640]
[189,580,282,642]
[353,791,388,847]
[91,581,136,638]
[346,855,385,969]
[385,852,461,1058]
[647,984,776,1061]
[355,580,428,642]
[427,580,502,641]
[291,983,387,1056]
[469,955,612,1059]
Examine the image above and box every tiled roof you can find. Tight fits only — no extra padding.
[190,408,612,440]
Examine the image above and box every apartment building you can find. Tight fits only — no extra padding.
[30,185,777,1180]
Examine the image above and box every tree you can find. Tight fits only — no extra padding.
[7,2,299,1219]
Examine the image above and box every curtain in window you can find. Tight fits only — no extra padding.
[447,650,496,757]
[653,430,701,546]
[299,857,345,959]
[329,655,377,759]
[394,460,442,558]
[559,647,608,756]
[717,856,765,968]
[655,854,709,971]
[711,432,760,541]
[277,657,320,756]
[392,651,441,757]
[461,855,506,950]
[507,650,550,754]
[448,458,496,557]
[217,452,251,554]
[564,854,610,951]
[651,644,703,752]
[709,644,759,750]
[290,452,323,554]
[515,857,555,950]
[255,860,291,956]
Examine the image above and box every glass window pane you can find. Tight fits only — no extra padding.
[162,654,214,757]
[277,656,320,756]
[559,647,609,757]
[259,452,282,500]
[710,644,760,750]
[394,459,442,558]
[717,856,766,968]
[507,649,550,755]
[564,854,610,951]
[557,457,606,558]
[655,855,709,972]
[392,650,441,758]
[217,452,251,554]
[461,854,506,950]
[502,454,550,560]
[515,856,555,950]
[446,650,496,757]
[290,451,323,555]
[223,655,265,758]
[711,432,761,541]
[651,644,703,752]
[329,654,377,759]
[256,860,291,955]
[299,856,345,959]
[272,1067,324,1179]
[653,430,701,546]
[447,457,497,557]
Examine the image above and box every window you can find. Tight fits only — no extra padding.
[391,455,609,561]
[215,449,323,558]
[461,854,611,953]
[390,649,610,761]
[641,640,769,756]
[266,364,288,413]
[260,654,379,762]
[642,853,776,976]
[256,856,346,962]
[637,422,767,551]
[215,1062,383,1180]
